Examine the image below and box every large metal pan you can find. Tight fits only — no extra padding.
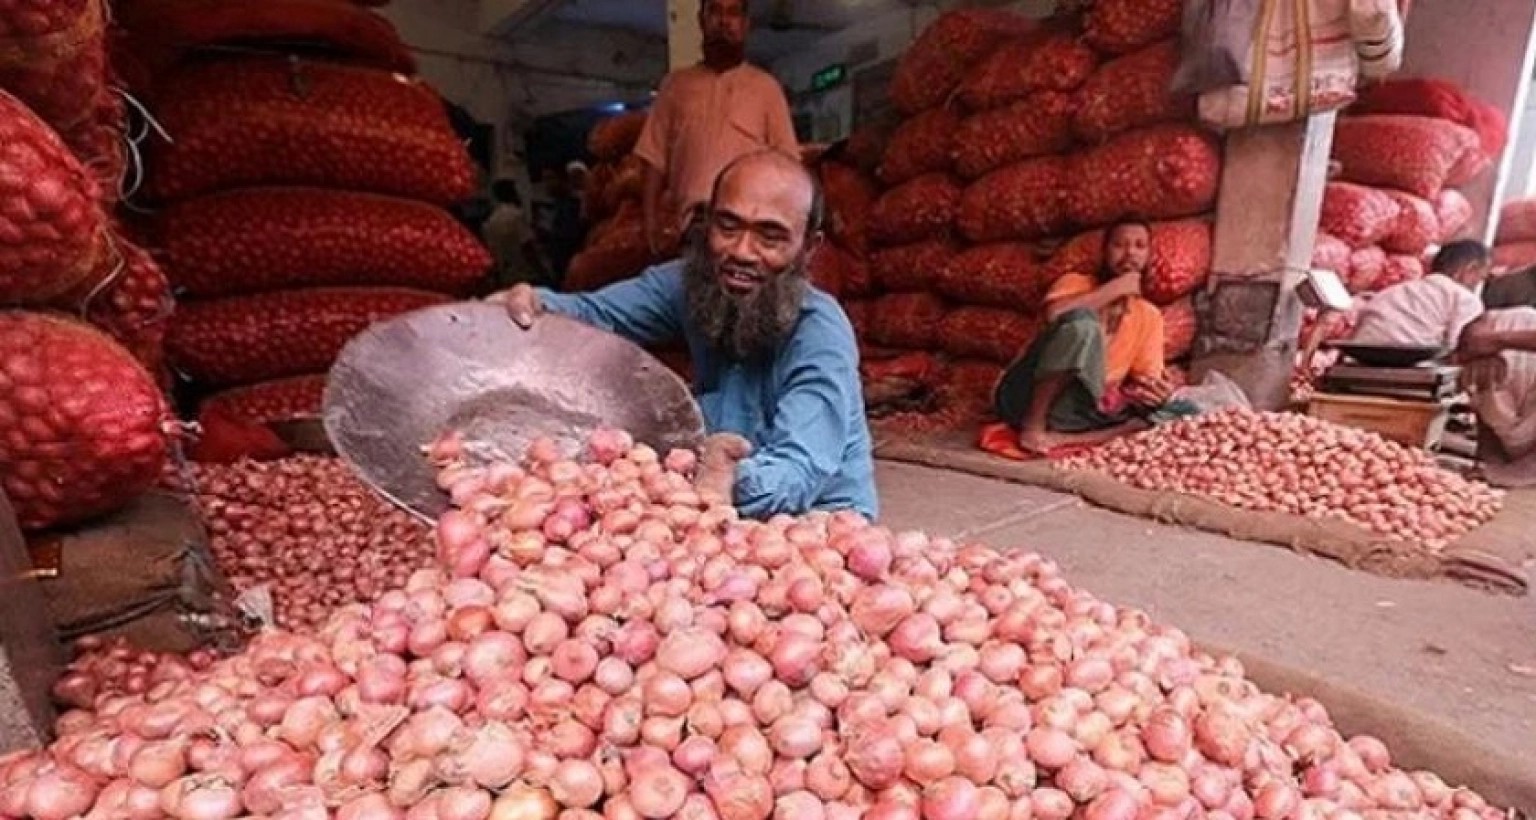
[323,303,706,520]
[1325,341,1447,368]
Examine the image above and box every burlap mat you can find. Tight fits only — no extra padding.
[875,431,1532,595]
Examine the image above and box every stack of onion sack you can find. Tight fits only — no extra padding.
[1312,78,1500,296]
[570,112,679,295]
[8,427,1516,820]
[1493,198,1536,271]
[125,51,484,452]
[190,455,433,631]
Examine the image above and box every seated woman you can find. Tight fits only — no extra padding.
[992,219,1174,455]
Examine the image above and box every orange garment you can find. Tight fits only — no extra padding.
[634,62,799,225]
[1045,273,1166,384]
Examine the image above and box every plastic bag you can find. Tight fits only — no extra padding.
[1171,370,1253,414]
[1172,0,1262,95]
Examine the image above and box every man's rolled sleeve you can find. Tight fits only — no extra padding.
[732,345,856,518]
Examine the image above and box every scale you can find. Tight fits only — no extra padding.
[1319,361,1462,401]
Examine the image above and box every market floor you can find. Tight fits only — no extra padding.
[873,460,1536,779]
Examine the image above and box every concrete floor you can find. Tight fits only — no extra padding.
[874,461,1536,770]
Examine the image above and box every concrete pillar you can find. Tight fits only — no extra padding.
[1191,114,1337,410]
[1397,0,1536,238]
[0,494,61,755]
[667,0,702,71]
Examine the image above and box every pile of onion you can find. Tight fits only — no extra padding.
[191,456,435,629]
[7,428,1507,820]
[1060,409,1502,549]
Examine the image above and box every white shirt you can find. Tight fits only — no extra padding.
[1350,274,1485,349]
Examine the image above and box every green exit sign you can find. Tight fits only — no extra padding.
[811,63,848,93]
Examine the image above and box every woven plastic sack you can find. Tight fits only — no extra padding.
[1196,0,1360,130]
[1381,191,1440,256]
[1344,246,1387,294]
[890,8,1037,116]
[952,92,1074,180]
[937,307,1039,363]
[51,235,174,374]
[808,242,862,298]
[145,56,477,205]
[1330,115,1483,199]
[820,162,878,257]
[0,313,170,531]
[1433,190,1473,243]
[1493,242,1536,271]
[587,111,647,161]
[1066,125,1222,228]
[868,173,962,247]
[1496,198,1536,245]
[166,287,448,387]
[879,107,959,186]
[1311,233,1351,273]
[1352,77,1509,158]
[958,33,1099,112]
[1319,182,1401,248]
[935,243,1056,310]
[958,156,1070,243]
[870,240,957,294]
[0,89,108,305]
[1073,39,1193,142]
[200,375,328,426]
[867,292,948,349]
[159,188,491,298]
[1085,0,1183,55]
[1162,297,1197,361]
[0,0,106,133]
[113,0,415,80]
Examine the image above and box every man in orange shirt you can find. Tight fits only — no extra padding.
[636,0,800,254]
[992,219,1175,454]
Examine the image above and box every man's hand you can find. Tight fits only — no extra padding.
[1460,356,1508,393]
[486,283,542,329]
[1108,273,1143,301]
[1125,375,1174,408]
[696,433,752,504]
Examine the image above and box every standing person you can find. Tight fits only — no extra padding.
[481,179,549,288]
[490,151,876,519]
[1349,240,1490,348]
[635,0,800,254]
[537,166,587,288]
[989,219,1173,455]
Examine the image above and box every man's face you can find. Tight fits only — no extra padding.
[701,0,748,54]
[1451,260,1490,290]
[1105,225,1152,278]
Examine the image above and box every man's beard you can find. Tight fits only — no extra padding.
[703,38,745,69]
[684,233,808,363]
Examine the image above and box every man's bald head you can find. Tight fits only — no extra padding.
[709,150,824,241]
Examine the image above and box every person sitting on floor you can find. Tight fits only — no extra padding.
[1457,308,1536,488]
[991,218,1174,455]
[1350,240,1490,349]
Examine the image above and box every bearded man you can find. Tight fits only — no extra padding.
[490,151,876,519]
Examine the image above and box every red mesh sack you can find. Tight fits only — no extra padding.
[0,0,106,133]
[114,0,415,80]
[844,124,890,175]
[958,33,1098,112]
[863,352,947,388]
[842,298,872,339]
[1493,242,1536,270]
[890,8,1037,116]
[868,174,962,247]
[1374,255,1426,291]
[1161,297,1196,362]
[879,107,959,186]
[958,157,1070,243]
[1345,246,1388,294]
[587,111,647,161]
[145,56,477,205]
[942,359,1004,409]
[1496,198,1536,245]
[0,0,92,37]
[1381,191,1440,256]
[51,235,174,374]
[1319,183,1401,248]
[1066,126,1222,228]
[1084,0,1182,55]
[201,374,328,426]
[166,287,447,386]
[808,243,861,298]
[1312,233,1351,273]
[0,89,108,305]
[1330,115,1483,199]
[820,162,878,256]
[0,313,170,530]
[159,188,491,298]
[952,92,1075,180]
[935,243,1055,310]
[1435,189,1473,243]
[1043,230,1104,281]
[1351,78,1508,158]
[60,90,127,205]
[1072,40,1192,142]
[937,308,1039,363]
[867,292,948,349]
[870,240,957,293]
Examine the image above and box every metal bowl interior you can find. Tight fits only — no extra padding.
[1326,342,1447,368]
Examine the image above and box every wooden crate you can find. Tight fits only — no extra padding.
[1307,392,1451,449]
